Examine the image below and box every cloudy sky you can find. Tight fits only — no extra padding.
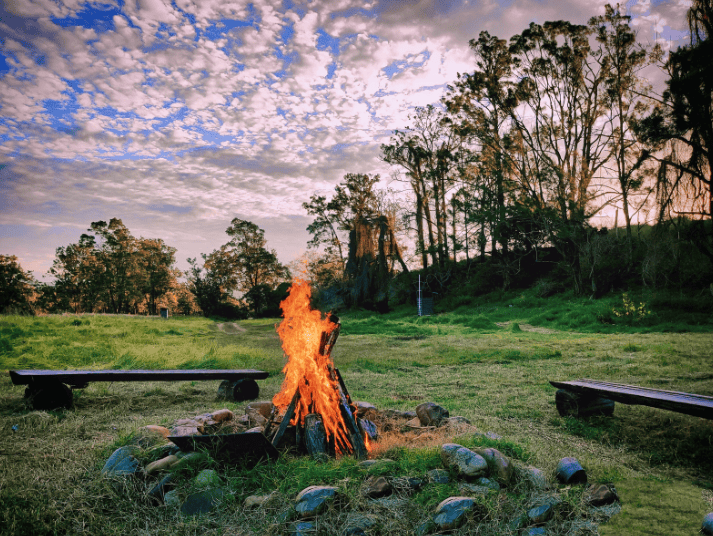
[0,0,691,280]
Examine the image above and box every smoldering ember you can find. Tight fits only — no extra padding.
[97,280,623,534]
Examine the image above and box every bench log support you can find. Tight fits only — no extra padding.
[551,379,713,420]
[10,369,268,410]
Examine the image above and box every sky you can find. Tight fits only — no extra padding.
[0,0,692,280]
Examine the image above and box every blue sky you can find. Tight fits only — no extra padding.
[0,0,691,279]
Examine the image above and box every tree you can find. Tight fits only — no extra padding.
[186,255,230,317]
[207,219,289,315]
[635,0,713,260]
[303,194,347,271]
[304,174,408,309]
[507,20,614,224]
[136,238,178,315]
[47,219,179,314]
[85,219,143,313]
[382,105,467,268]
[49,236,100,313]
[0,255,36,314]
[444,31,515,257]
[589,5,657,255]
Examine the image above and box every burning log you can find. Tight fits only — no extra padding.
[267,279,371,459]
[304,413,328,457]
[270,390,299,449]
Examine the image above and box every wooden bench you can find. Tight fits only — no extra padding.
[9,369,269,410]
[550,379,713,420]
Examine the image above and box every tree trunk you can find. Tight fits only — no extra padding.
[413,178,428,270]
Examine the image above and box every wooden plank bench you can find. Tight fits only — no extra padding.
[9,369,269,410]
[550,378,713,420]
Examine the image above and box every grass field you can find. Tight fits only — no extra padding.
[1,291,712,535]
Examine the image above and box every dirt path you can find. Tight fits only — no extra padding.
[495,322,559,334]
[216,322,246,334]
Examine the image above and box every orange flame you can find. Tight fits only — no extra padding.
[272,279,355,455]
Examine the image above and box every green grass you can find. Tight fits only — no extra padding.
[1,294,712,535]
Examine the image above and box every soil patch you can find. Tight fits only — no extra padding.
[496,322,559,334]
[216,322,247,334]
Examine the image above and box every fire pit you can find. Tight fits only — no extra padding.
[170,279,373,461]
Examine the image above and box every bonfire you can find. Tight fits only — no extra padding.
[266,279,370,458]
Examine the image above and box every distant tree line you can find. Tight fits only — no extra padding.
[0,217,290,318]
[301,2,713,308]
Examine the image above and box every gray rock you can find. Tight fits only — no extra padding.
[477,477,500,492]
[474,448,513,485]
[277,507,297,523]
[524,528,546,535]
[343,513,379,535]
[355,401,378,420]
[246,408,267,427]
[101,446,140,477]
[381,409,416,420]
[585,483,618,506]
[703,512,713,535]
[451,447,488,478]
[528,504,553,524]
[194,469,221,489]
[458,483,493,496]
[556,457,586,485]
[244,493,275,509]
[518,465,549,490]
[440,443,463,466]
[295,485,339,518]
[246,401,273,419]
[416,402,450,426]
[428,468,450,484]
[148,474,174,503]
[171,425,201,436]
[415,520,436,536]
[508,513,528,531]
[358,458,394,469]
[363,476,391,498]
[433,496,475,531]
[443,416,471,428]
[485,431,502,440]
[164,489,181,507]
[290,521,315,535]
[391,476,424,494]
[369,496,409,509]
[180,488,224,517]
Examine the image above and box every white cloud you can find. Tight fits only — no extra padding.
[0,0,693,276]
